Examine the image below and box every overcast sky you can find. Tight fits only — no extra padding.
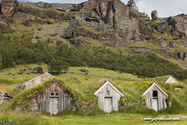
[18,0,187,18]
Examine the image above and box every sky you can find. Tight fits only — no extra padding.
[18,0,187,18]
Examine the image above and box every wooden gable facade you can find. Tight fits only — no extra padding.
[142,83,168,112]
[94,81,124,113]
[36,80,72,115]
[22,72,53,89]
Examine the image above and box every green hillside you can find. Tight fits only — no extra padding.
[0,64,187,124]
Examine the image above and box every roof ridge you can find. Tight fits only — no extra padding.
[22,72,53,85]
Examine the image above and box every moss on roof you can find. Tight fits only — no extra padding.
[11,77,81,110]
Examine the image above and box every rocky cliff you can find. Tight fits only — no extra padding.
[63,0,150,47]
[63,0,187,48]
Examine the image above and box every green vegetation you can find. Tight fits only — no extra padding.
[0,112,187,125]
[1,34,187,79]
[48,58,70,73]
[0,112,49,125]
[0,64,187,124]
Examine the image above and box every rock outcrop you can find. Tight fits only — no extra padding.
[151,10,158,20]
[127,0,138,12]
[1,0,18,17]
[169,41,187,48]
[36,2,85,12]
[64,0,149,47]
[177,51,187,62]
[167,15,187,40]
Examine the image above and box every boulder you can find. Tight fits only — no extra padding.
[167,16,175,25]
[33,67,43,74]
[178,51,184,59]
[159,38,167,47]
[80,69,89,73]
[151,10,158,20]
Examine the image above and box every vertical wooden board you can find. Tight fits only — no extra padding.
[49,97,54,115]
[43,90,47,112]
[104,97,112,113]
[59,95,62,112]
[68,96,72,110]
[36,81,72,114]
[152,99,158,112]
[65,96,67,110]
[54,98,59,115]
[158,92,163,110]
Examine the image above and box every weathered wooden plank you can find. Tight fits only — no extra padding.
[36,81,72,114]
[143,83,168,112]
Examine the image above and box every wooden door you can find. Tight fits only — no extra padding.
[49,97,59,115]
[152,99,158,112]
[104,97,112,113]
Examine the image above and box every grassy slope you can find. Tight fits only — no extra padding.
[1,111,187,125]
[45,113,187,125]
[0,64,143,100]
[1,64,187,104]
[1,64,187,102]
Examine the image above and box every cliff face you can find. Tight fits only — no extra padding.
[64,0,146,47]
[1,0,187,50]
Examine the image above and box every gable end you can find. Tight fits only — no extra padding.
[36,80,65,96]
[142,83,168,97]
[94,81,124,97]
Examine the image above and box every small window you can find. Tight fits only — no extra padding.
[153,91,158,97]
[51,92,54,96]
[107,91,110,96]
[55,93,59,96]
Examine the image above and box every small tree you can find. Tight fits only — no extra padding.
[48,59,69,74]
